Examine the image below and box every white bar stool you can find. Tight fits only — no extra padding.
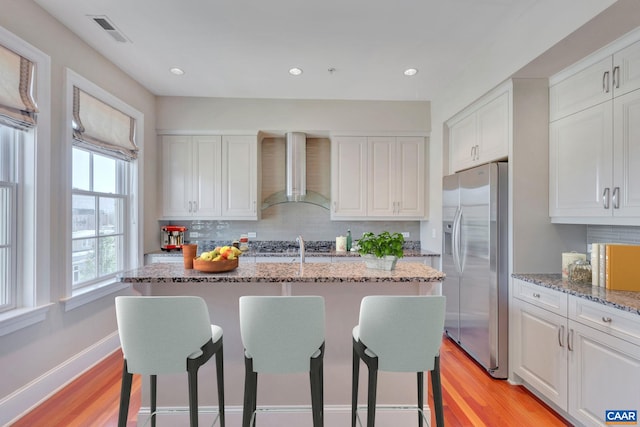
[351,295,446,427]
[239,295,325,427]
[115,296,225,427]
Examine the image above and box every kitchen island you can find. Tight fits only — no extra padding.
[119,262,444,427]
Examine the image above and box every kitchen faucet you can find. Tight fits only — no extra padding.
[296,235,305,265]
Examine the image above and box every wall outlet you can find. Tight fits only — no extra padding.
[402,232,410,238]
[247,232,257,238]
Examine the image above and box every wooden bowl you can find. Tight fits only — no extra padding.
[193,257,239,273]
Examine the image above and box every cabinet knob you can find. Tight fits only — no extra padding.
[532,293,541,298]
[602,316,612,323]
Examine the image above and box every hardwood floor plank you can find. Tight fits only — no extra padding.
[12,337,570,426]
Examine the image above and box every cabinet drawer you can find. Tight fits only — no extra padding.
[513,279,568,316]
[569,296,640,346]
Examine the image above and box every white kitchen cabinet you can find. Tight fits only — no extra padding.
[448,88,509,173]
[512,278,640,426]
[162,135,222,218]
[550,38,640,122]
[367,136,425,218]
[221,135,259,219]
[331,136,368,219]
[550,86,640,221]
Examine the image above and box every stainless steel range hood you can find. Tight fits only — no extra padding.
[262,132,330,210]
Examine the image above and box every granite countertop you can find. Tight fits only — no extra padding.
[146,249,440,258]
[513,273,640,315]
[119,262,445,283]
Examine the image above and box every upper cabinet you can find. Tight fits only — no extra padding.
[448,88,510,173]
[550,39,640,121]
[549,30,640,224]
[161,134,259,220]
[331,135,426,220]
[162,135,222,218]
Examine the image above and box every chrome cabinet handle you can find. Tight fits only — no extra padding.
[189,201,193,213]
[613,187,620,209]
[558,325,564,347]
[333,201,337,212]
[475,145,480,160]
[567,328,574,351]
[602,316,612,323]
[603,188,610,209]
[471,145,476,160]
[613,66,620,89]
[193,201,198,212]
[603,71,610,93]
[532,293,541,298]
[253,200,256,213]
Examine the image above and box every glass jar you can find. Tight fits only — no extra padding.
[568,259,592,284]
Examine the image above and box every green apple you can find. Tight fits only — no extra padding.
[200,251,213,261]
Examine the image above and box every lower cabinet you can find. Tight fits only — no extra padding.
[512,278,640,426]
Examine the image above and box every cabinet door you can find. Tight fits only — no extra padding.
[549,57,612,121]
[396,137,425,217]
[367,136,396,217]
[549,102,613,218]
[162,135,194,217]
[449,112,477,173]
[568,320,640,427]
[221,136,258,219]
[613,89,640,216]
[512,298,568,411]
[193,136,222,217]
[477,91,509,164]
[331,136,367,219]
[613,39,640,97]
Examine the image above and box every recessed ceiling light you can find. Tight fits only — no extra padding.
[404,68,418,76]
[170,67,185,76]
[289,67,303,76]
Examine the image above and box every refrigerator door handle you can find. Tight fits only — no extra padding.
[452,207,463,273]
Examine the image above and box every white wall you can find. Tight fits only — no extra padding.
[0,1,156,424]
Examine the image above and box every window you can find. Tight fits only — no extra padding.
[0,26,51,334]
[66,70,142,301]
[71,148,126,290]
[0,126,20,312]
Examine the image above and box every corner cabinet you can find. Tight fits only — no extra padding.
[331,135,426,220]
[512,278,640,426]
[162,135,222,218]
[549,31,640,224]
[448,87,510,173]
[161,134,259,220]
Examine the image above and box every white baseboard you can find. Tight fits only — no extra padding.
[0,331,120,426]
[137,404,432,427]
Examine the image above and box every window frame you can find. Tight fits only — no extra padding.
[0,26,52,336]
[62,69,143,311]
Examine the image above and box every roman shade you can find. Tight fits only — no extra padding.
[72,86,138,160]
[0,43,38,130]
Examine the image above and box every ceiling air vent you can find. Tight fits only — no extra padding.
[90,15,130,43]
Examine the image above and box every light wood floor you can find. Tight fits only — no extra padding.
[12,338,571,426]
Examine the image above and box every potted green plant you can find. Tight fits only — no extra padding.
[357,231,405,271]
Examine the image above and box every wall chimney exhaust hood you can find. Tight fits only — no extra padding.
[262,132,330,210]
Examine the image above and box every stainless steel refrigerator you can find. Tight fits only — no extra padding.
[442,162,509,379]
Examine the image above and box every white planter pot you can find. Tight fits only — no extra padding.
[361,254,398,271]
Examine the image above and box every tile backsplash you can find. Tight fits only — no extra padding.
[159,202,421,249]
[587,225,640,246]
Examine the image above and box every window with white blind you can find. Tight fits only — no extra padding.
[66,70,142,301]
[0,25,51,334]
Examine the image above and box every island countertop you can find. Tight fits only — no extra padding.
[119,261,445,283]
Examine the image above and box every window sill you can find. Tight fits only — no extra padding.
[0,304,54,337]
[61,280,130,312]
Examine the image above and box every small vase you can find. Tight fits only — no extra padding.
[361,254,398,271]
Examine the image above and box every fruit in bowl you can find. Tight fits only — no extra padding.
[193,245,242,273]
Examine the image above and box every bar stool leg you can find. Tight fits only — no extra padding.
[417,371,424,427]
[150,374,157,427]
[310,354,324,427]
[216,344,226,427]
[117,361,132,427]
[431,356,445,427]
[351,345,360,427]
[366,358,378,427]
[242,357,257,427]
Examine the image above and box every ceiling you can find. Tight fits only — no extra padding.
[31,0,609,101]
